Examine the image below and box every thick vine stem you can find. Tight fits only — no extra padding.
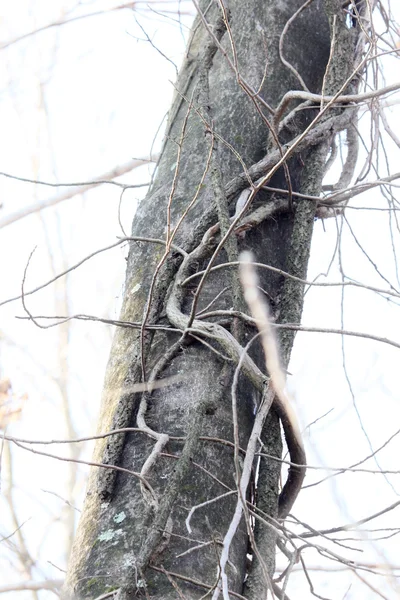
[166,211,306,520]
[94,107,351,507]
[195,8,246,339]
[136,338,187,506]
[118,398,207,599]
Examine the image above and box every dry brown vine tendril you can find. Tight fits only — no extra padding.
[239,251,306,519]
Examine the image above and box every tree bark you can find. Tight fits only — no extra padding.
[64,1,365,598]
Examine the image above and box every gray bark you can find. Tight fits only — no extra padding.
[64,0,364,598]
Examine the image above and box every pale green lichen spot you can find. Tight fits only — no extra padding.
[113,511,127,524]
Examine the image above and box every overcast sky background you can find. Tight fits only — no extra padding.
[0,1,399,598]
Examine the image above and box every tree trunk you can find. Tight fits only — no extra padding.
[64,1,365,598]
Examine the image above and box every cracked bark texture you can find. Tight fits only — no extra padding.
[63,1,361,598]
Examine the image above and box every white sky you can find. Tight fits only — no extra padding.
[0,2,399,599]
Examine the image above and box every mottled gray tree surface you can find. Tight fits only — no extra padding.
[64,1,367,598]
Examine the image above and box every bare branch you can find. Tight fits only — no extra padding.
[0,579,63,594]
[0,158,154,229]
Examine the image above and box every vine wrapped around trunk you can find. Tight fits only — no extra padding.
[63,1,369,598]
